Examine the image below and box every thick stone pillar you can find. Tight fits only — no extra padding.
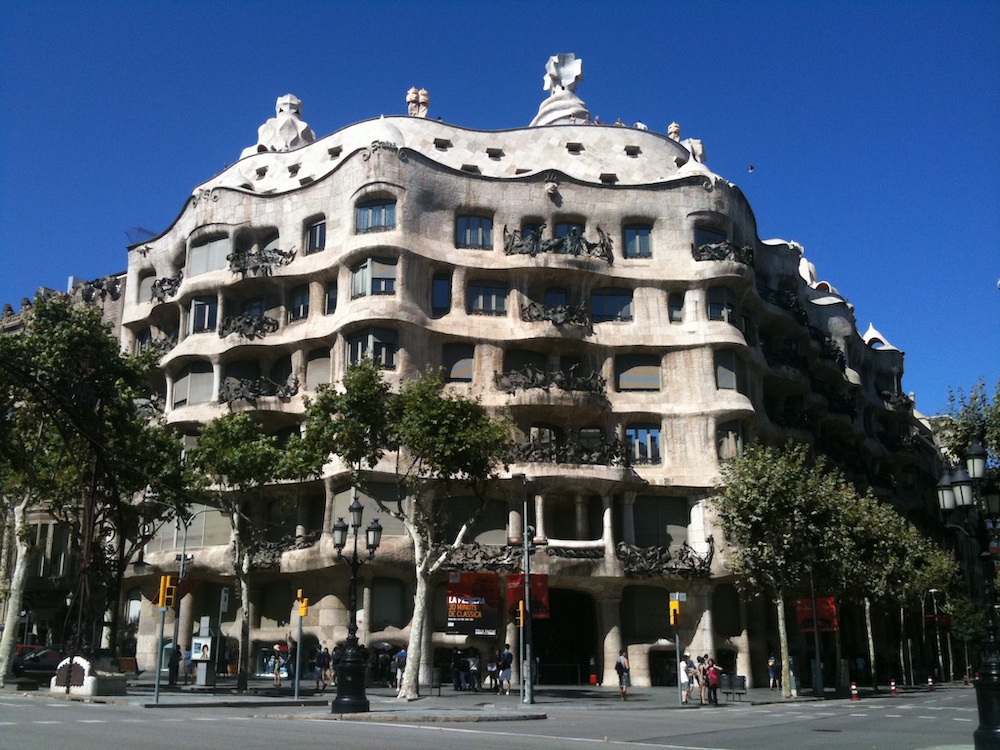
[295,497,309,539]
[601,495,615,558]
[597,595,623,687]
[533,491,547,543]
[358,575,372,648]
[575,494,587,539]
[211,362,223,404]
[735,594,753,686]
[178,593,196,651]
[622,491,636,545]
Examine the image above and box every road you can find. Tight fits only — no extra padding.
[0,688,975,750]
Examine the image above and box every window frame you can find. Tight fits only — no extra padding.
[347,328,399,369]
[351,257,397,299]
[188,236,229,277]
[591,287,634,323]
[467,280,508,316]
[623,224,652,259]
[356,199,396,234]
[288,284,310,322]
[432,273,452,317]
[442,342,475,383]
[455,215,494,249]
[615,353,661,392]
[625,423,662,465]
[306,219,327,254]
[189,296,218,334]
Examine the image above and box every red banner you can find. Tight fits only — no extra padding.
[446,573,500,636]
[796,597,838,632]
[505,573,550,620]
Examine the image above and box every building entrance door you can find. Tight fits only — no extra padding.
[531,589,596,685]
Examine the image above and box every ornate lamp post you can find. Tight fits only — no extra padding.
[331,493,382,714]
[937,438,1000,749]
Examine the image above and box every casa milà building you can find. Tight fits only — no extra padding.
[122,54,938,688]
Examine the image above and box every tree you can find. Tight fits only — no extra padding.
[185,412,285,692]
[713,441,857,697]
[0,295,188,684]
[940,377,1000,464]
[295,360,512,699]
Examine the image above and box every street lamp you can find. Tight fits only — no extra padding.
[937,437,1000,749]
[927,589,946,683]
[331,491,382,714]
[513,474,536,705]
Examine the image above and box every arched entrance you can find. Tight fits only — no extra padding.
[531,589,597,685]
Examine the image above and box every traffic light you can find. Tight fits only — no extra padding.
[159,575,177,608]
[299,598,309,617]
[518,599,526,627]
[669,600,681,626]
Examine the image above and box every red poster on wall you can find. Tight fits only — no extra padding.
[796,597,838,632]
[446,573,500,636]
[505,573,550,620]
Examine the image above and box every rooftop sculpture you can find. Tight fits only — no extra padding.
[530,53,590,126]
[240,94,316,158]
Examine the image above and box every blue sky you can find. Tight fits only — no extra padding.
[1,0,997,415]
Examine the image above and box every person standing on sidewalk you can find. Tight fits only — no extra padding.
[499,644,514,695]
[615,650,631,701]
[680,652,693,704]
[706,658,722,705]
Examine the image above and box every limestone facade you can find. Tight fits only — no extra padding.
[120,69,936,687]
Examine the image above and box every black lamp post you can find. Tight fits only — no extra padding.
[937,437,1000,749]
[331,493,382,714]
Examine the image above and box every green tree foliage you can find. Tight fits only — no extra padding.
[941,377,1000,464]
[295,360,512,698]
[185,412,286,692]
[0,295,188,682]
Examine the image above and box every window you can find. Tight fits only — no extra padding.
[545,288,568,308]
[356,199,396,233]
[626,423,662,465]
[633,496,688,549]
[467,281,508,316]
[624,225,652,258]
[530,424,562,449]
[241,297,265,316]
[172,361,213,407]
[715,349,747,394]
[668,292,684,323]
[442,343,474,383]
[325,281,338,314]
[615,353,660,391]
[306,219,326,254]
[455,215,493,249]
[578,427,603,451]
[716,420,744,460]
[288,285,310,322]
[190,296,218,333]
[188,236,229,276]
[351,257,397,298]
[591,288,633,322]
[138,274,156,303]
[694,226,727,248]
[432,273,452,316]
[708,286,737,323]
[348,328,398,369]
[306,348,332,390]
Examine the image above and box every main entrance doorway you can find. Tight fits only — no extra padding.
[531,589,597,685]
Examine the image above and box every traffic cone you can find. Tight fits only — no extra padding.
[927,675,934,691]
[850,682,860,701]
[890,678,897,696]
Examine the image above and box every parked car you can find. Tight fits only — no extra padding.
[12,647,65,681]
[13,644,44,661]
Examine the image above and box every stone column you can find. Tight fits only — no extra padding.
[211,362,223,404]
[596,595,623,687]
[693,582,715,658]
[357,575,372,647]
[575,494,587,539]
[533,490,547,543]
[622,491,636,545]
[735,594,753,687]
[179,593,196,651]
[505,618,520,686]
[601,495,615,558]
[295,496,308,539]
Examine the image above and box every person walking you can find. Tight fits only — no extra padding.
[272,643,284,688]
[314,645,328,692]
[393,646,407,698]
[680,652,694,704]
[698,655,709,705]
[615,649,631,701]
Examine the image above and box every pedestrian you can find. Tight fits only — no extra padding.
[168,645,181,687]
[615,649,631,701]
[469,649,481,692]
[767,653,778,689]
[451,647,463,690]
[321,647,332,686]
[706,658,722,705]
[393,646,407,697]
[698,655,708,705]
[330,646,341,686]
[314,645,328,691]
[499,644,514,695]
[485,650,499,692]
[680,652,693,704]
[272,643,283,688]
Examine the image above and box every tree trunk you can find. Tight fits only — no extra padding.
[899,605,909,685]
[864,597,877,690]
[0,497,31,685]
[237,550,252,692]
[400,569,428,700]
[775,589,792,698]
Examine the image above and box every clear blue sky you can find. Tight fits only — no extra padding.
[1,0,997,415]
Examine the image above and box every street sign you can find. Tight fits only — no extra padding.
[220,587,229,613]
[670,592,687,602]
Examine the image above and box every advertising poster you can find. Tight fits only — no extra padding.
[796,597,838,632]
[446,572,500,636]
[505,573,550,620]
[192,637,213,661]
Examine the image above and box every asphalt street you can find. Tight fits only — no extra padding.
[0,683,978,750]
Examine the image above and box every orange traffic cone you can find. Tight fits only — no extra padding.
[927,675,934,691]
[850,682,860,701]
[890,678,897,696]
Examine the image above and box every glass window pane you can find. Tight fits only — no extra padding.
[616,354,660,391]
[443,343,474,382]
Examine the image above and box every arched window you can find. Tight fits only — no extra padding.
[356,199,396,233]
